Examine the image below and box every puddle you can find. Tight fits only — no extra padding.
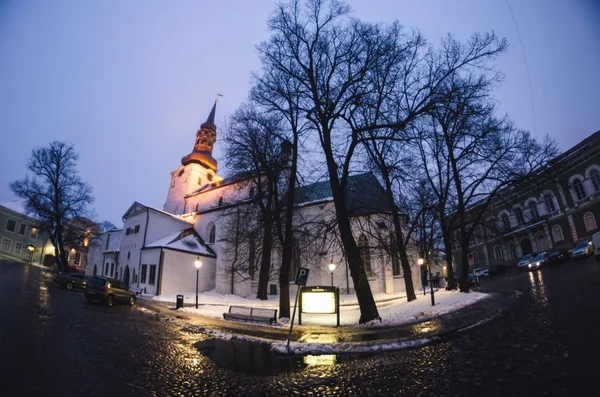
[196,338,347,375]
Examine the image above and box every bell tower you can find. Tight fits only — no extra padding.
[164,101,220,214]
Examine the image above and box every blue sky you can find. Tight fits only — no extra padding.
[1,0,599,224]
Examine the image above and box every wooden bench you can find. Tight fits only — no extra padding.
[223,306,278,325]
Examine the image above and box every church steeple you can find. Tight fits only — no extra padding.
[181,101,218,171]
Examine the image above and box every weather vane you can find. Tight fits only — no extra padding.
[216,93,223,103]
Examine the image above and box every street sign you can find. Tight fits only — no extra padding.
[294,267,310,286]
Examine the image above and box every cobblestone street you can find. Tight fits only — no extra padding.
[1,258,599,396]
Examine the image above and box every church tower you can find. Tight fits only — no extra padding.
[164,101,220,214]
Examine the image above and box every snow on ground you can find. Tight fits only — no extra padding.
[156,288,489,328]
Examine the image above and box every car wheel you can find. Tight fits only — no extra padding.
[66,282,74,290]
[129,296,135,307]
[107,295,114,307]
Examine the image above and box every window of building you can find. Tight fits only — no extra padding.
[390,233,401,276]
[5,219,16,232]
[74,252,81,265]
[126,228,131,235]
[2,238,11,251]
[528,202,539,220]
[14,242,22,256]
[141,264,147,283]
[30,228,37,239]
[110,263,115,277]
[501,214,510,230]
[289,238,301,282]
[104,263,109,276]
[178,170,184,177]
[584,212,597,232]
[149,265,157,285]
[358,234,372,277]
[591,169,600,193]
[198,177,202,186]
[471,252,479,265]
[25,249,33,261]
[573,178,586,201]
[134,225,140,233]
[552,225,564,242]
[209,225,216,244]
[218,197,223,206]
[127,251,131,260]
[544,194,557,214]
[18,223,26,235]
[249,187,255,199]
[494,245,502,259]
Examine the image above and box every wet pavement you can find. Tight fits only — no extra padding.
[1,258,599,396]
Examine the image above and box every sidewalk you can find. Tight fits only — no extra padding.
[137,288,519,354]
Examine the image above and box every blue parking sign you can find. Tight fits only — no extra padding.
[295,267,310,286]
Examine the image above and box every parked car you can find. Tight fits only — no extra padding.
[527,252,549,271]
[547,249,570,266]
[454,272,479,287]
[54,272,88,290]
[488,264,508,277]
[482,269,489,277]
[571,240,593,261]
[517,254,535,272]
[84,276,136,307]
[593,231,600,260]
[473,268,486,277]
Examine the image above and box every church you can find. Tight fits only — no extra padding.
[86,102,421,298]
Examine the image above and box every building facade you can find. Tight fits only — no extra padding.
[0,202,51,264]
[86,101,422,298]
[454,130,600,269]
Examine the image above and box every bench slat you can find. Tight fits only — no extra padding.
[223,305,277,324]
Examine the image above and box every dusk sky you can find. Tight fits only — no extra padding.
[1,0,599,225]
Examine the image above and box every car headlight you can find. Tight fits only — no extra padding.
[528,263,532,268]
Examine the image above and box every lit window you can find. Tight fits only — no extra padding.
[584,212,597,232]
[25,249,33,261]
[358,234,372,277]
[552,225,564,242]
[30,228,38,239]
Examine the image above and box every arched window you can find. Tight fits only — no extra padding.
[514,208,525,225]
[249,187,255,199]
[590,169,600,193]
[358,234,372,277]
[471,252,479,265]
[218,197,223,206]
[508,244,517,260]
[93,264,97,276]
[543,193,557,214]
[552,225,564,242]
[584,212,597,232]
[527,201,539,221]
[494,246,502,260]
[572,177,586,201]
[209,224,216,244]
[536,234,548,251]
[501,214,510,230]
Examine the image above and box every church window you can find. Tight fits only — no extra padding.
[125,228,130,235]
[149,265,156,285]
[358,234,372,277]
[134,225,140,233]
[218,197,223,206]
[178,170,184,177]
[209,225,216,244]
[198,177,202,186]
[207,173,214,182]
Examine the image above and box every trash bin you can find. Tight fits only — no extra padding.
[176,294,184,309]
[269,284,277,295]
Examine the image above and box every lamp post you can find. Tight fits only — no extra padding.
[328,263,336,286]
[418,257,435,306]
[194,258,202,309]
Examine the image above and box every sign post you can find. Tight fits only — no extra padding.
[287,267,309,352]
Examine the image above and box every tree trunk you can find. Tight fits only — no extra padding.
[278,214,293,318]
[256,211,273,300]
[441,225,457,290]
[458,210,470,293]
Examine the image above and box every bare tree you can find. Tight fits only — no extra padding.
[11,141,94,272]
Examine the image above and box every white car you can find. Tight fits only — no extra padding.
[473,268,485,277]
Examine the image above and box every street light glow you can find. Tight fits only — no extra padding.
[328,263,336,272]
[195,259,202,269]
[417,258,424,265]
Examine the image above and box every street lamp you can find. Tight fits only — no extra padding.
[194,257,202,309]
[328,262,336,286]
[418,257,435,306]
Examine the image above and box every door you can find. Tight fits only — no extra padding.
[123,266,130,287]
[521,237,533,255]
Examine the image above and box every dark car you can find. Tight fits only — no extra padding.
[547,249,570,266]
[454,272,479,287]
[54,272,88,290]
[488,264,508,277]
[84,276,135,307]
[527,252,549,271]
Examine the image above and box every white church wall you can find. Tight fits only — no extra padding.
[86,234,107,277]
[160,249,216,295]
[145,211,192,246]
[138,248,162,295]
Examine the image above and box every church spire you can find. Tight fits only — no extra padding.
[181,100,218,171]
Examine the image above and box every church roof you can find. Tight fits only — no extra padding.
[295,172,390,216]
[122,201,193,224]
[144,228,216,257]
